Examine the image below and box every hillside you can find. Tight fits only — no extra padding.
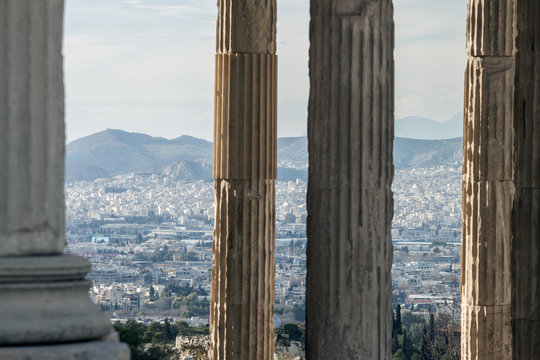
[393,137,462,170]
[66,129,213,182]
[66,130,463,183]
[277,137,308,170]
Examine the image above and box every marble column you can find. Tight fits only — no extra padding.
[210,1,277,359]
[461,0,540,359]
[306,0,394,359]
[0,1,129,358]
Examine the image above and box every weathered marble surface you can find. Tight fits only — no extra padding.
[216,0,276,54]
[307,0,394,358]
[0,256,113,345]
[210,1,277,359]
[0,0,66,256]
[213,53,277,180]
[0,2,129,358]
[461,1,540,359]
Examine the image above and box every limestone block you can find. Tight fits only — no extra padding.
[0,0,66,256]
[461,304,512,360]
[213,53,277,180]
[0,255,113,345]
[467,0,516,56]
[461,180,514,306]
[210,179,275,360]
[0,341,130,360]
[514,52,540,188]
[176,335,209,359]
[463,57,515,182]
[216,0,276,54]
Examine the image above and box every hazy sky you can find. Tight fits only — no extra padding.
[64,0,467,143]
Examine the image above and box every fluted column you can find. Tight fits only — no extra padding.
[210,1,277,359]
[461,2,515,351]
[0,1,128,358]
[461,1,540,359]
[0,0,65,256]
[307,1,394,359]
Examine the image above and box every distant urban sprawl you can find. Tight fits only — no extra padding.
[65,162,461,326]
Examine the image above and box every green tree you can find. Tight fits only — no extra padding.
[114,321,144,359]
[425,313,436,359]
[394,304,403,335]
[283,323,304,342]
[151,331,167,344]
[176,321,210,336]
[144,322,163,343]
[143,346,172,360]
[392,349,405,360]
[171,296,183,309]
[429,313,435,344]
[393,332,400,354]
[421,324,429,360]
[403,330,410,360]
[149,285,158,301]
[164,319,172,341]
[183,292,199,307]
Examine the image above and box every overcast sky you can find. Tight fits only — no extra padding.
[64,0,467,143]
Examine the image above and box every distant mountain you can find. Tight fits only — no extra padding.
[66,129,213,182]
[395,113,462,140]
[393,137,462,170]
[66,129,463,183]
[277,137,307,170]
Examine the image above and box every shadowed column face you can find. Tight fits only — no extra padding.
[210,1,277,359]
[307,0,394,359]
[461,1,540,359]
[511,1,540,358]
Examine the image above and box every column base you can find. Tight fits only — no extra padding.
[0,255,114,345]
[0,340,130,360]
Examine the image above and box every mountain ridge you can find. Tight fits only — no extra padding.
[395,113,462,140]
[66,129,463,183]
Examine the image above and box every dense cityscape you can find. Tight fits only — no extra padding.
[65,163,462,329]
